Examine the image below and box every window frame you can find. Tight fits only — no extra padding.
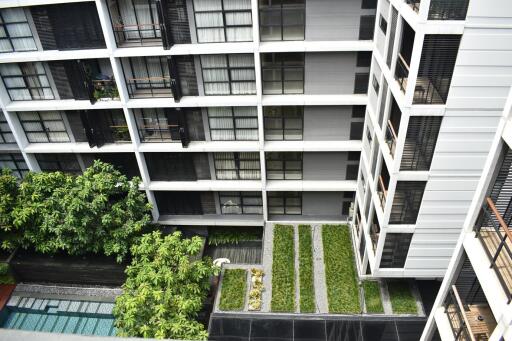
[219,191,263,215]
[267,191,302,215]
[18,111,70,143]
[379,15,388,34]
[0,8,38,53]
[200,54,256,95]
[259,0,305,42]
[262,53,305,95]
[208,107,258,141]
[192,0,253,43]
[134,108,174,142]
[35,154,82,174]
[0,153,28,178]
[266,152,303,180]
[0,62,55,101]
[0,112,15,144]
[214,152,261,180]
[263,106,303,141]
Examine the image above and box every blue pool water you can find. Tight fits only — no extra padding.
[0,295,116,336]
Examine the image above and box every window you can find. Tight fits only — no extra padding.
[346,164,359,180]
[428,0,469,20]
[0,8,37,53]
[122,56,171,98]
[361,0,377,9]
[350,122,363,140]
[18,111,70,143]
[264,106,303,140]
[354,73,369,94]
[379,15,387,34]
[267,191,302,215]
[380,233,412,268]
[259,0,304,41]
[356,52,372,68]
[200,54,256,95]
[0,153,28,178]
[372,74,380,94]
[352,106,366,118]
[401,116,442,171]
[266,152,302,180]
[214,152,261,180]
[0,112,15,143]
[359,15,375,40]
[219,192,263,214]
[0,62,54,101]
[36,154,81,174]
[193,0,252,43]
[208,107,258,140]
[262,53,304,94]
[134,108,173,142]
[390,181,426,224]
[348,152,361,161]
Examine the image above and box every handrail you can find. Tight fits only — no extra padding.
[486,197,512,243]
[451,285,476,341]
[397,53,410,72]
[113,23,160,29]
[379,176,387,198]
[387,120,398,140]
[128,76,171,82]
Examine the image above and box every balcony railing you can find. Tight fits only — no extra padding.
[395,54,410,93]
[444,286,474,341]
[112,23,163,47]
[406,0,421,13]
[126,77,173,99]
[474,197,512,302]
[138,124,190,147]
[377,175,387,209]
[385,120,398,157]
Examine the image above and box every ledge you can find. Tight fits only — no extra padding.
[259,40,373,53]
[5,99,122,112]
[126,95,258,108]
[261,94,368,106]
[138,141,260,153]
[0,48,109,64]
[158,214,264,226]
[265,180,357,192]
[264,140,362,152]
[23,142,134,154]
[147,180,262,191]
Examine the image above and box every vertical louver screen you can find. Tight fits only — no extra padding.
[164,0,191,45]
[380,233,412,268]
[415,34,461,104]
[154,191,204,215]
[145,153,200,181]
[428,0,469,20]
[400,116,442,171]
[359,15,375,40]
[30,7,57,50]
[354,73,370,94]
[490,145,512,223]
[175,55,198,96]
[390,181,426,224]
[386,7,398,68]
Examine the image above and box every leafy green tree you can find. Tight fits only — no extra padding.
[113,231,219,340]
[0,169,20,251]
[12,161,152,262]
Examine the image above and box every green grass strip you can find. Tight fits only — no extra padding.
[298,225,315,313]
[322,224,360,314]
[271,224,295,312]
[387,281,417,314]
[219,269,247,311]
[362,281,384,313]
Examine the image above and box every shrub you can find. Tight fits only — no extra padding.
[298,225,315,313]
[114,231,219,340]
[0,169,20,251]
[271,224,295,312]
[219,269,247,311]
[208,227,261,246]
[322,225,360,314]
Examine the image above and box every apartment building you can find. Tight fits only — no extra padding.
[353,0,512,280]
[0,0,377,230]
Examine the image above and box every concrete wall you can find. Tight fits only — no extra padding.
[305,0,376,41]
[303,106,352,141]
[302,192,343,216]
[305,52,359,95]
[303,152,347,180]
[375,0,390,57]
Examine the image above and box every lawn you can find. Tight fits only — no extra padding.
[322,225,360,314]
[298,225,315,313]
[271,224,295,312]
[362,281,384,313]
[219,269,247,311]
[387,281,418,314]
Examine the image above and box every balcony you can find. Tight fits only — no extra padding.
[428,0,469,20]
[126,77,173,98]
[394,20,414,94]
[395,55,410,93]
[474,197,512,302]
[444,285,497,341]
[405,0,421,13]
[112,23,163,48]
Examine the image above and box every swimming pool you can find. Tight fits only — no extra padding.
[0,295,116,336]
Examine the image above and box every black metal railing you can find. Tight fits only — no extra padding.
[474,197,512,303]
[138,124,190,147]
[395,54,410,93]
[406,0,421,13]
[377,175,387,209]
[385,120,398,157]
[444,285,473,341]
[112,23,163,47]
[126,77,173,99]
[428,0,469,20]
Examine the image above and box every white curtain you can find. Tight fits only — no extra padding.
[0,64,30,100]
[0,8,37,52]
[239,152,260,179]
[208,107,234,140]
[215,152,238,180]
[201,55,231,95]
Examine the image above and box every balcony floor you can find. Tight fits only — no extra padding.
[129,88,173,98]
[479,227,512,296]
[447,303,496,340]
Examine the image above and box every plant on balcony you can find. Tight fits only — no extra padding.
[298,224,315,313]
[322,224,360,314]
[7,161,151,262]
[271,224,295,312]
[219,269,247,311]
[113,231,219,340]
[0,169,20,251]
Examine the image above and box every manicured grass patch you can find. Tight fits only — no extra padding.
[271,224,295,312]
[322,224,360,314]
[387,281,417,314]
[298,225,315,313]
[362,281,384,313]
[219,269,247,311]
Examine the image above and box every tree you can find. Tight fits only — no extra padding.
[11,160,152,262]
[0,169,20,251]
[113,231,219,340]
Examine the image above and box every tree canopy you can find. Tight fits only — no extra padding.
[0,161,152,262]
[113,231,218,340]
